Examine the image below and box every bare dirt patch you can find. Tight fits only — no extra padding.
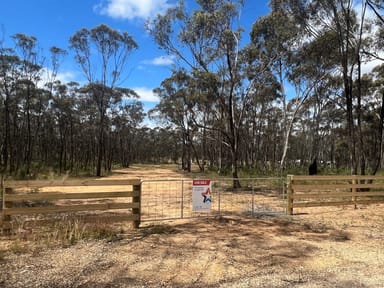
[0,165,383,287]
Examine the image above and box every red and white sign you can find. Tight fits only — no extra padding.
[192,179,212,212]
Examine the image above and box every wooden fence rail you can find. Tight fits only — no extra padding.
[287,175,384,215]
[1,179,141,231]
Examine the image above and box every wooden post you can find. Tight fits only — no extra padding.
[287,175,294,215]
[132,182,141,228]
[0,184,3,229]
[352,175,357,209]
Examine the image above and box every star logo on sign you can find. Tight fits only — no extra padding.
[202,188,211,203]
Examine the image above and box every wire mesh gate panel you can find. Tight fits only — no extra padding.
[141,178,285,222]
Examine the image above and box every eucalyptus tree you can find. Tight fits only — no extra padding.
[250,3,305,170]
[148,0,262,187]
[108,88,144,169]
[0,35,46,177]
[0,46,20,177]
[151,69,204,172]
[0,33,70,178]
[288,26,347,165]
[250,1,341,170]
[70,24,138,176]
[282,0,381,174]
[237,50,281,170]
[11,34,45,176]
[50,81,81,173]
[151,73,214,171]
[371,2,384,63]
[357,64,384,174]
[45,46,67,95]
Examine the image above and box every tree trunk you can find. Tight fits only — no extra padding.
[231,132,241,189]
[231,151,241,188]
[372,91,384,175]
[26,86,32,176]
[96,126,103,177]
[345,77,357,175]
[1,96,10,175]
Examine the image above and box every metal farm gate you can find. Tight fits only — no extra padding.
[140,178,286,222]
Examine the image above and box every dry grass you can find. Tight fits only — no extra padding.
[0,165,383,287]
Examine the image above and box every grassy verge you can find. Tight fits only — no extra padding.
[0,215,127,258]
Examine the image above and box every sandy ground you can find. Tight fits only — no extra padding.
[0,165,383,287]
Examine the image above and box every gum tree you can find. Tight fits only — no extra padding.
[70,24,138,176]
[147,0,264,187]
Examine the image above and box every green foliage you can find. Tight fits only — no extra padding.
[2,2,384,180]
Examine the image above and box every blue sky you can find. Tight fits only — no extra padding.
[0,0,270,114]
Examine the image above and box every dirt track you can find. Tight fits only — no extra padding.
[0,165,383,287]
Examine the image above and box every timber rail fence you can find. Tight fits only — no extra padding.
[1,179,141,231]
[287,175,384,215]
[3,175,384,230]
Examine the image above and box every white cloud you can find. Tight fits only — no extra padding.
[55,71,79,84]
[133,87,160,102]
[38,68,80,88]
[142,55,175,66]
[95,0,173,21]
